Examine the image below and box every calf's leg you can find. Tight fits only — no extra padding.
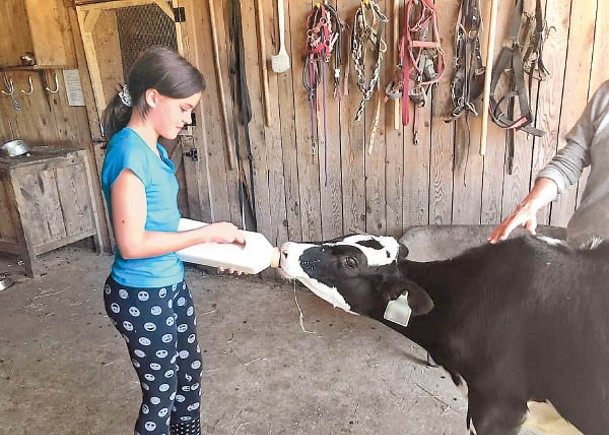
[467,393,526,435]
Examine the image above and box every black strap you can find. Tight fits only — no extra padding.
[487,0,545,137]
[228,0,257,230]
[448,0,484,121]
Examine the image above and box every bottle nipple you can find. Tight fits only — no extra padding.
[270,247,281,268]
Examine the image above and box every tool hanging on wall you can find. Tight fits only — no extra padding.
[351,0,388,154]
[208,0,236,169]
[520,0,551,108]
[228,0,258,231]
[487,0,547,170]
[446,0,485,165]
[2,73,22,111]
[271,0,291,73]
[479,0,499,156]
[302,1,344,177]
[255,0,272,126]
[385,0,445,145]
[20,76,35,96]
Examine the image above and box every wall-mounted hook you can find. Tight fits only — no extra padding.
[44,72,60,94]
[20,75,34,95]
[1,73,21,111]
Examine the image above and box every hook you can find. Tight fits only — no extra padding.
[20,75,34,95]
[1,73,21,111]
[1,73,14,96]
[44,72,60,94]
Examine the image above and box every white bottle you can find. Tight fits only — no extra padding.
[176,218,280,274]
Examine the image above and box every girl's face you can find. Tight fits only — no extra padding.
[146,90,202,140]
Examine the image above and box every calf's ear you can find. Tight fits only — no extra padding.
[397,243,409,261]
[404,279,434,316]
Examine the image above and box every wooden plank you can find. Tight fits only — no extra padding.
[318,2,343,241]
[0,0,34,67]
[12,167,67,247]
[77,0,161,12]
[384,0,404,237]
[0,80,16,142]
[531,0,571,226]
[258,0,289,248]
[239,0,273,235]
[550,0,595,227]
[480,0,511,225]
[67,5,103,141]
[55,162,95,238]
[195,0,239,224]
[589,0,607,93]
[451,0,488,224]
[0,171,18,243]
[290,0,322,241]
[48,8,112,251]
[178,0,212,222]
[364,0,389,235]
[24,0,71,67]
[339,0,366,236]
[574,0,606,209]
[492,2,539,224]
[275,0,302,241]
[429,0,459,226]
[4,71,62,146]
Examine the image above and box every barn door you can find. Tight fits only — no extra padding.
[75,0,211,221]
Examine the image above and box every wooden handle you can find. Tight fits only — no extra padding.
[255,0,272,126]
[208,0,236,169]
[393,0,400,131]
[480,0,500,156]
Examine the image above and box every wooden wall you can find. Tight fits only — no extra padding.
[1,0,607,254]
[0,3,111,249]
[188,0,607,247]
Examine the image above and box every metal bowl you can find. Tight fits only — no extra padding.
[0,277,14,292]
[0,140,30,158]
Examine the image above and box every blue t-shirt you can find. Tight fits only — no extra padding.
[101,128,184,287]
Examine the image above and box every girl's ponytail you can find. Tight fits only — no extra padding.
[102,90,132,146]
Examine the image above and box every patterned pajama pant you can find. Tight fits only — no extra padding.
[104,276,202,435]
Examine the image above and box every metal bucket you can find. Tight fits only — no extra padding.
[0,140,30,158]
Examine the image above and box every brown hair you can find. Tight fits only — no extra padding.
[102,46,205,142]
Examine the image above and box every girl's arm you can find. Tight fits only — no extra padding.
[111,169,244,259]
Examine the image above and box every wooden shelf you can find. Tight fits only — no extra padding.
[0,65,70,71]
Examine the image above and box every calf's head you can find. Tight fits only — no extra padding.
[280,235,434,326]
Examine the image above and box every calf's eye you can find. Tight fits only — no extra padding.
[344,256,358,269]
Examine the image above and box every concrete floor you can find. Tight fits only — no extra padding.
[0,244,537,435]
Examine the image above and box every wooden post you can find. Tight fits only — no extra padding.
[480,0,499,156]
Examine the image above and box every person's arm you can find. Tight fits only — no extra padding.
[488,177,558,243]
[111,169,244,259]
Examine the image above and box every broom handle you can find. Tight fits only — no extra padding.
[277,0,285,50]
[208,0,236,169]
[256,0,272,126]
[480,0,499,156]
[393,0,400,130]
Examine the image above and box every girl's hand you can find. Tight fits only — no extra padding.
[198,222,246,245]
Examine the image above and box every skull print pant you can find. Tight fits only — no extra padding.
[104,276,202,435]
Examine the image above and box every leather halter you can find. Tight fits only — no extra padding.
[386,0,445,144]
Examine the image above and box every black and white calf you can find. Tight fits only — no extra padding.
[279,234,609,435]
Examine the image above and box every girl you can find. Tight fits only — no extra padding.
[101,46,244,435]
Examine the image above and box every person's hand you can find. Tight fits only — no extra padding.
[489,202,538,243]
[217,267,243,276]
[198,222,246,245]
